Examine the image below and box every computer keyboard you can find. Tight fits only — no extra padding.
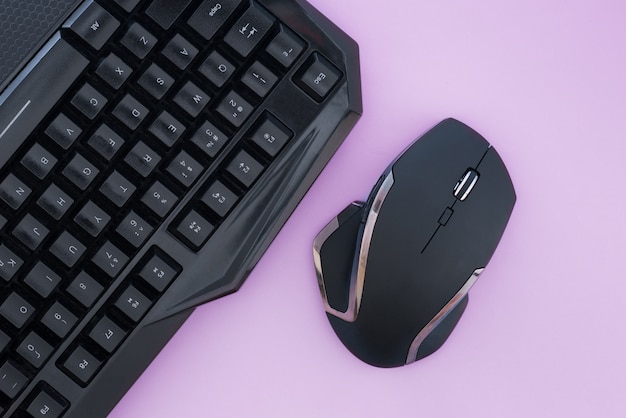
[0,0,361,416]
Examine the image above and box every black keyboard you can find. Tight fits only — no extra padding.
[0,0,361,416]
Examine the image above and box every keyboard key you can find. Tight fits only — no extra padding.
[62,153,99,190]
[114,0,140,12]
[25,386,68,418]
[190,121,230,158]
[17,331,53,368]
[20,143,58,179]
[41,302,78,338]
[0,361,28,399]
[141,181,178,218]
[63,346,101,384]
[64,2,120,50]
[173,81,210,117]
[0,245,23,282]
[224,5,275,57]
[113,94,149,130]
[37,184,74,220]
[92,241,129,278]
[188,0,244,40]
[198,51,236,88]
[50,232,86,268]
[175,209,214,249]
[226,150,264,188]
[266,26,306,67]
[250,116,293,157]
[88,124,124,161]
[74,201,111,237]
[67,272,103,308]
[217,91,253,128]
[24,262,62,298]
[115,285,151,322]
[138,64,174,100]
[296,53,342,102]
[166,151,204,187]
[71,83,108,120]
[0,331,9,352]
[138,252,180,292]
[117,211,153,248]
[149,111,186,147]
[162,34,198,70]
[89,316,126,353]
[0,173,32,210]
[0,293,34,329]
[201,180,239,217]
[99,171,136,207]
[146,0,193,30]
[124,142,161,177]
[45,113,82,149]
[242,61,278,97]
[121,22,157,59]
[96,53,133,89]
[12,214,50,250]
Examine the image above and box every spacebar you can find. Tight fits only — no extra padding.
[0,34,88,170]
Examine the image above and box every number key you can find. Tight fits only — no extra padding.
[41,302,78,338]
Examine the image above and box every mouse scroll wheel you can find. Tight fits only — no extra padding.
[453,169,479,201]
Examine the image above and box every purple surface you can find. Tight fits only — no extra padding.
[111,0,626,416]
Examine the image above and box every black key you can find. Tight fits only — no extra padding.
[138,64,174,100]
[88,124,124,161]
[37,184,74,220]
[99,171,136,207]
[89,316,126,353]
[115,285,151,322]
[41,302,78,338]
[113,94,149,130]
[226,150,264,188]
[64,2,120,50]
[26,386,68,418]
[71,83,108,120]
[92,241,129,278]
[0,362,28,399]
[0,173,31,210]
[266,27,306,67]
[138,252,180,292]
[121,23,158,59]
[0,245,23,282]
[114,0,140,12]
[124,142,161,177]
[0,214,5,231]
[217,91,253,128]
[17,331,53,368]
[188,0,244,40]
[24,262,62,298]
[198,51,236,88]
[117,211,153,248]
[162,34,198,70]
[0,38,87,170]
[166,151,204,187]
[146,0,193,30]
[67,272,103,308]
[224,5,275,57]
[250,116,293,157]
[50,232,86,268]
[12,214,50,250]
[20,143,58,179]
[0,331,9,352]
[142,181,178,217]
[201,180,239,217]
[174,81,210,117]
[149,111,186,147]
[0,293,34,328]
[96,53,133,89]
[175,209,214,248]
[62,153,99,190]
[296,53,342,102]
[45,113,82,150]
[74,201,111,237]
[63,346,101,384]
[243,61,278,98]
[190,121,229,158]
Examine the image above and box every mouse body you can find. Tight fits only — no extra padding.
[313,118,516,367]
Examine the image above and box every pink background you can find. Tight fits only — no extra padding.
[112,0,626,416]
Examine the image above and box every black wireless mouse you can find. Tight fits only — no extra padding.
[313,118,516,368]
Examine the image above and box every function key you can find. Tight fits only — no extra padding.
[41,302,78,338]
[0,245,23,282]
[96,53,133,89]
[162,34,199,70]
[113,94,149,130]
[63,345,101,384]
[23,262,62,298]
[266,26,306,67]
[198,51,236,88]
[216,91,253,128]
[188,0,244,40]
[71,83,108,120]
[190,121,230,159]
[121,23,158,59]
[242,61,278,98]
[141,181,178,218]
[174,209,214,249]
[224,5,276,57]
[64,2,120,50]
[138,64,174,100]
[115,285,152,322]
[17,331,53,368]
[45,113,82,150]
[201,180,239,217]
[89,315,126,353]
[226,150,264,188]
[24,385,68,418]
[66,272,103,309]
[0,361,28,399]
[62,153,99,190]
[173,81,210,117]
[166,151,204,187]
[296,53,342,102]
[88,124,124,161]
[20,143,58,179]
[12,214,50,250]
[147,0,193,30]
[250,116,293,158]
[37,184,74,220]
[0,292,33,329]
[138,252,181,292]
[0,173,31,210]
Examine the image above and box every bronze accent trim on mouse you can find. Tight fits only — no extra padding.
[313,172,395,322]
[405,267,484,364]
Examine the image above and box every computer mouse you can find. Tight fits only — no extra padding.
[313,118,516,368]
